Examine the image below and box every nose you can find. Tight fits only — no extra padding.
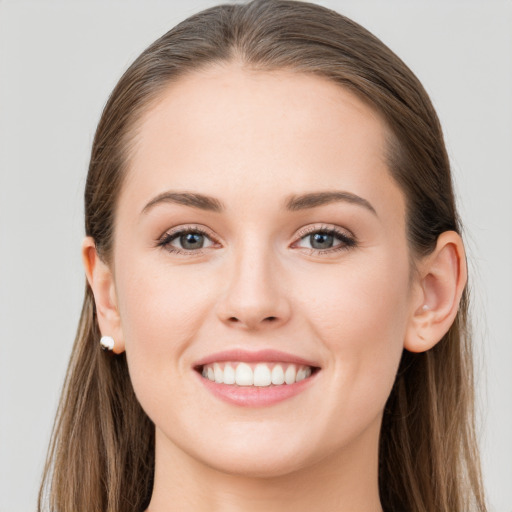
[215,241,292,331]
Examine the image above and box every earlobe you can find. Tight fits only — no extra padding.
[82,237,125,354]
[404,231,467,353]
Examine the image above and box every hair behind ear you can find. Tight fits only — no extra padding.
[380,286,485,511]
[38,285,154,512]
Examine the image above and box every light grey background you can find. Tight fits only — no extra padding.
[1,1,511,511]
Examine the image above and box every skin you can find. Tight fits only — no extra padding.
[83,63,467,512]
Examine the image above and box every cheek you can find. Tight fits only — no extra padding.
[115,261,216,428]
[301,249,410,341]
[297,251,410,416]
[115,256,214,385]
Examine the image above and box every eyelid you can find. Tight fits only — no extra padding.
[158,224,218,242]
[156,224,221,255]
[294,223,355,241]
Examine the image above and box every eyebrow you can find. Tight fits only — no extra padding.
[142,191,224,214]
[141,190,377,216]
[285,191,377,215]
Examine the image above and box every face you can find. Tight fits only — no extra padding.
[111,64,414,477]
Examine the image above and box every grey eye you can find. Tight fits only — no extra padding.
[160,229,216,253]
[179,232,206,250]
[309,232,335,249]
[294,228,355,253]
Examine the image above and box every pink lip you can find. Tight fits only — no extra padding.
[192,348,321,408]
[192,348,320,368]
[194,369,320,407]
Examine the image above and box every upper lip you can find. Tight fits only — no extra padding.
[193,348,321,369]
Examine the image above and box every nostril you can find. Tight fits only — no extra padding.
[225,315,279,326]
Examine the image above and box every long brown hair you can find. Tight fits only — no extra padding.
[38,1,487,511]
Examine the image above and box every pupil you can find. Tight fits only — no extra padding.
[181,233,204,250]
[310,232,333,249]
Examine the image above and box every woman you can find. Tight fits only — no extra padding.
[38,1,487,511]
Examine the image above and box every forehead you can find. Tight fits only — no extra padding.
[122,63,403,222]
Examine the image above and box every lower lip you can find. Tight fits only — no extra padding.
[195,370,319,407]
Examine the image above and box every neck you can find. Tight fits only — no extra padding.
[146,418,383,512]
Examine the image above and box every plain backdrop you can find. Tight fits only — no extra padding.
[1,1,511,511]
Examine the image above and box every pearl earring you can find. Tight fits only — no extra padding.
[421,304,430,312]
[100,335,115,351]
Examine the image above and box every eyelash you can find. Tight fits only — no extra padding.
[156,224,357,256]
[294,225,357,255]
[156,225,218,256]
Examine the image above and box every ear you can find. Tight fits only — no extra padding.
[82,237,125,354]
[404,231,467,353]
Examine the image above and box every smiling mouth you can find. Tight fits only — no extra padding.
[195,361,320,387]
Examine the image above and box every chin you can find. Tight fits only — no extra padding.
[178,426,328,479]
[200,449,315,479]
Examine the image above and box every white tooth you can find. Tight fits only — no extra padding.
[284,364,296,385]
[305,367,312,378]
[223,363,235,384]
[296,368,307,382]
[207,366,215,381]
[235,362,253,386]
[271,364,285,385]
[202,366,208,378]
[214,363,223,383]
[253,364,272,387]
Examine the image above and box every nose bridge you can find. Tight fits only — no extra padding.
[216,234,291,330]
